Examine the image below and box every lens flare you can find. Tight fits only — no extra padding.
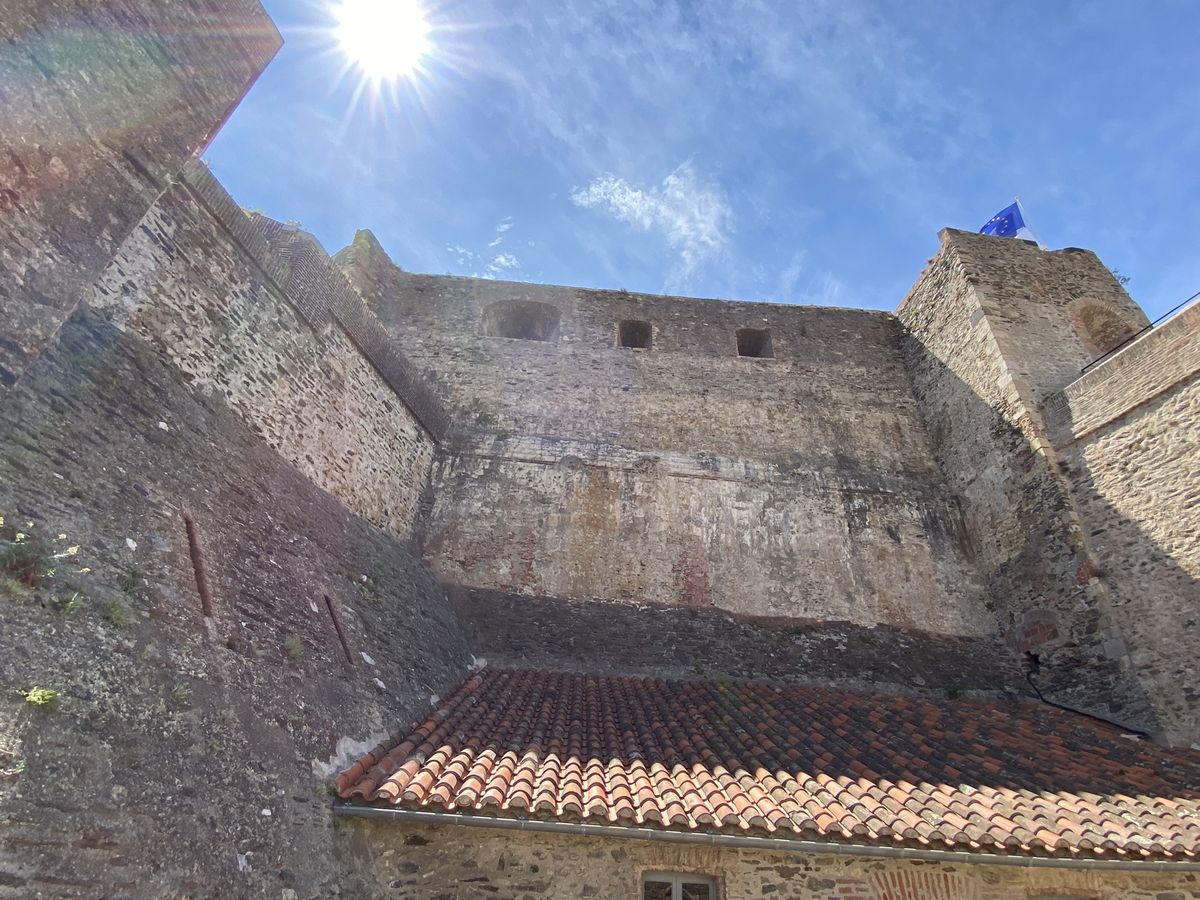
[334,0,431,83]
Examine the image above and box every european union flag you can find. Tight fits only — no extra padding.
[980,202,1025,238]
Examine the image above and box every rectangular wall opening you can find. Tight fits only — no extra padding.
[736,327,773,358]
[619,319,653,349]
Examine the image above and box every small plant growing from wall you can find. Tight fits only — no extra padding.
[54,592,83,617]
[22,687,58,710]
[1,515,91,605]
[0,517,55,589]
[119,565,148,603]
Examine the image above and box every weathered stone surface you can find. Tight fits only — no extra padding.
[428,436,987,630]
[1045,302,1200,445]
[86,179,436,538]
[897,230,1163,735]
[0,0,281,391]
[0,310,469,897]
[3,0,1199,894]
[938,231,1148,404]
[345,821,1200,899]
[340,234,991,634]
[1048,307,1200,743]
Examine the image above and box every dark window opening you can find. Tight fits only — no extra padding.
[619,319,652,349]
[736,327,773,358]
[481,300,561,342]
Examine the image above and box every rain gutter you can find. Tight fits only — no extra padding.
[333,802,1200,872]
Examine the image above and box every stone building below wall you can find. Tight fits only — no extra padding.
[0,0,1197,897]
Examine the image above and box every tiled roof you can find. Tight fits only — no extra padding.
[335,668,1200,861]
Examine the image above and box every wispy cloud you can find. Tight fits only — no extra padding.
[571,162,731,286]
[445,220,523,280]
[485,251,520,277]
[487,217,514,248]
[485,0,970,207]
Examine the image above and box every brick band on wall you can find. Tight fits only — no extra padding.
[180,161,449,440]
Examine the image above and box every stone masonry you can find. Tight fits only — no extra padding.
[0,0,281,391]
[338,232,991,636]
[345,820,1200,900]
[1,0,1198,895]
[902,229,1195,744]
[86,170,440,538]
[1045,302,1200,742]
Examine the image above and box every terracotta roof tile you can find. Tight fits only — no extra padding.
[335,668,1200,861]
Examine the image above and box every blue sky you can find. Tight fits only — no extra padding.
[205,0,1200,319]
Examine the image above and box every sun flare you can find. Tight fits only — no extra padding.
[334,0,431,83]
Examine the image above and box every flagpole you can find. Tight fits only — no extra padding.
[1013,195,1045,249]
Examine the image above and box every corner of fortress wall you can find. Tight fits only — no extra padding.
[0,0,282,392]
[84,162,447,538]
[898,229,1200,744]
[335,206,1200,745]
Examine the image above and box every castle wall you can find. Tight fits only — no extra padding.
[340,237,991,635]
[85,172,438,538]
[897,231,1159,733]
[0,0,280,391]
[1044,305,1200,743]
[343,820,1200,899]
[0,308,470,897]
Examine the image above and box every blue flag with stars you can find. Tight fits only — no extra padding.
[980,202,1026,238]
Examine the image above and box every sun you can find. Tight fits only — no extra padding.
[334,0,431,83]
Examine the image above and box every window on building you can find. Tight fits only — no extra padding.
[643,873,715,900]
[736,327,773,358]
[480,300,561,342]
[619,319,653,349]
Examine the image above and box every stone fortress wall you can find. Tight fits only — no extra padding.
[1045,302,1200,743]
[337,232,993,638]
[1,0,1198,894]
[86,164,443,538]
[340,224,1199,745]
[898,229,1198,744]
[0,0,282,392]
[0,2,469,894]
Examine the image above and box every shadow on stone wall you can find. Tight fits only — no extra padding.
[902,335,1197,745]
[448,587,1024,698]
[1050,373,1200,745]
[0,310,469,896]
